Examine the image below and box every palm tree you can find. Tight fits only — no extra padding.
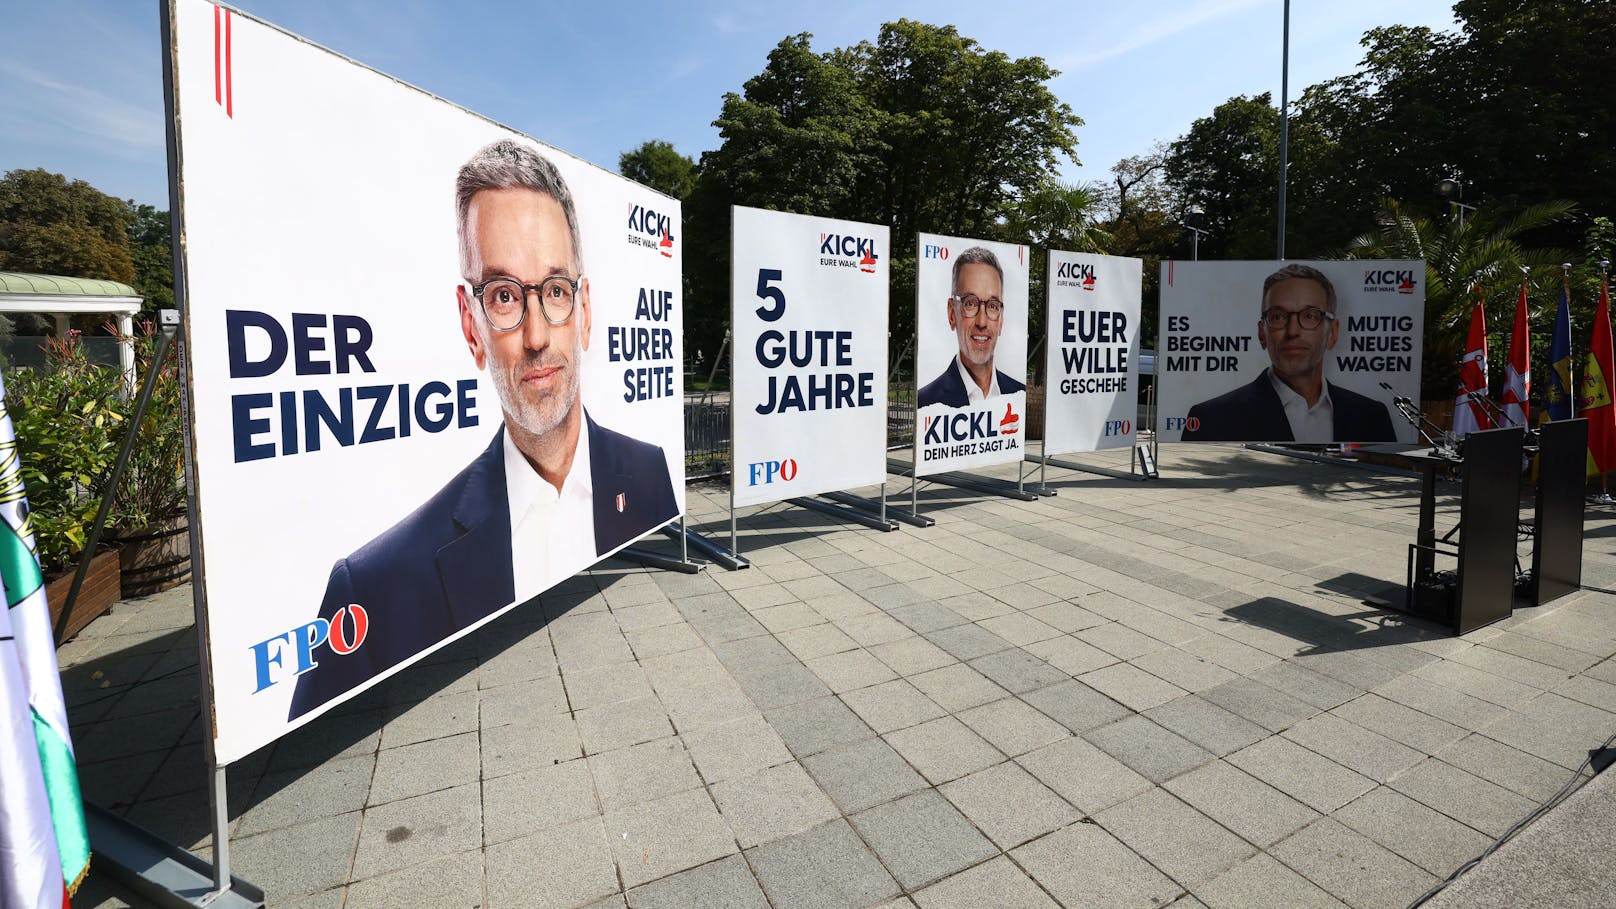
[1345,197,1575,400]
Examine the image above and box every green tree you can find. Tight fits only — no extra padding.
[619,140,697,200]
[0,168,135,283]
[126,202,174,316]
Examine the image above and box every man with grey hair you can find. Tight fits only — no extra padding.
[290,139,678,718]
[1182,263,1394,442]
[918,245,1026,408]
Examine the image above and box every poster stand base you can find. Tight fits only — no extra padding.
[1246,443,1421,477]
[619,546,705,574]
[662,523,748,571]
[787,496,900,532]
[1028,454,1150,484]
[886,457,1038,502]
[84,803,265,909]
[822,490,934,527]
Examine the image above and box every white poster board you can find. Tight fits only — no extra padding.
[1043,251,1142,455]
[913,234,1029,476]
[169,0,684,763]
[730,207,889,507]
[1158,260,1424,444]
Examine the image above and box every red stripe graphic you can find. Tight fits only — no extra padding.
[214,5,234,118]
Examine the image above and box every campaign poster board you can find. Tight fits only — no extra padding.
[1157,260,1424,444]
[730,207,889,507]
[1044,251,1142,454]
[913,234,1029,475]
[167,0,685,763]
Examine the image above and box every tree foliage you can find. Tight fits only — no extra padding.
[684,21,1081,361]
[619,140,697,201]
[0,168,136,283]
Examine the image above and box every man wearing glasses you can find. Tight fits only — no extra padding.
[1182,263,1394,442]
[918,246,1026,408]
[290,139,677,718]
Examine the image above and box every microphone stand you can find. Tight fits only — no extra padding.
[1381,382,1459,459]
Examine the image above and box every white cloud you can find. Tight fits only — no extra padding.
[0,59,162,156]
[1055,0,1269,70]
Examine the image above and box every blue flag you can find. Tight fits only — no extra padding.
[1546,283,1574,421]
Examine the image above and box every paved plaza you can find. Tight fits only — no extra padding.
[63,443,1616,908]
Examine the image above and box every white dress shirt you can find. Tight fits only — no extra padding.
[504,420,596,598]
[954,356,1001,405]
[1269,371,1335,442]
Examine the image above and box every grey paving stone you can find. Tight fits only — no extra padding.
[1250,662,1363,711]
[351,783,482,881]
[1131,649,1239,693]
[1145,695,1269,757]
[735,663,835,711]
[230,813,360,901]
[1371,674,1508,730]
[850,790,999,890]
[1026,633,1119,676]
[1163,760,1319,848]
[576,693,675,755]
[368,731,480,806]
[884,716,1004,785]
[1011,821,1183,909]
[605,787,738,888]
[660,678,758,732]
[1080,663,1191,712]
[1327,693,1467,756]
[1280,712,1424,783]
[925,624,1014,660]
[681,713,793,784]
[939,760,1080,849]
[1097,787,1254,888]
[979,611,1062,646]
[747,819,900,909]
[344,851,484,909]
[238,754,372,837]
[643,648,732,694]
[566,662,657,710]
[1079,621,1170,661]
[1271,818,1438,909]
[1225,736,1374,814]
[968,648,1070,694]
[958,697,1071,756]
[1333,786,1493,876]
[801,737,927,814]
[1084,715,1215,783]
[481,711,583,779]
[479,674,570,727]
[868,635,956,676]
[1193,853,1348,909]
[888,602,969,634]
[587,736,702,812]
[1434,732,1570,802]
[777,622,858,661]
[1200,678,1320,733]
[840,679,947,733]
[1017,735,1153,814]
[766,696,874,757]
[713,634,800,675]
[486,814,619,909]
[626,853,769,909]
[1386,757,1538,837]
[912,856,1059,909]
[807,648,900,693]
[625,623,706,660]
[381,689,479,748]
[909,663,1011,713]
[482,755,598,845]
[1027,601,1107,634]
[1019,678,1133,735]
[710,761,841,848]
[1181,634,1281,675]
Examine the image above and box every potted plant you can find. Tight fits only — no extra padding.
[5,330,125,638]
[105,320,190,597]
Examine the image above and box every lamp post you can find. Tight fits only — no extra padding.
[1435,177,1477,228]
[1184,208,1208,260]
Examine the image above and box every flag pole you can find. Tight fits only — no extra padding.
[1601,260,1611,502]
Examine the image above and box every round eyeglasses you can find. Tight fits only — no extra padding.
[1261,307,1334,331]
[470,275,581,331]
[951,294,1004,320]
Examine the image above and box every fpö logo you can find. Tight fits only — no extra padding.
[248,605,369,692]
[1055,261,1098,291]
[819,234,880,273]
[923,243,950,260]
[1363,267,1417,295]
[627,203,675,258]
[1103,419,1132,436]
[747,458,798,486]
[1163,416,1200,433]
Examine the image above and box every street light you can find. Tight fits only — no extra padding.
[1183,208,1208,260]
[1435,177,1477,228]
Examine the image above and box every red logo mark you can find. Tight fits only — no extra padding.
[213,5,233,118]
[999,402,1020,435]
[659,227,674,258]
[859,250,877,273]
[327,605,368,655]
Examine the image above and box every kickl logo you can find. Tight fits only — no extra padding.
[999,402,1019,435]
[628,203,675,257]
[1363,268,1418,295]
[1055,261,1097,291]
[819,233,880,274]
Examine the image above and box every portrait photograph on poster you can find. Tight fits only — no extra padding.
[730,207,889,509]
[913,233,1029,476]
[1043,251,1142,456]
[167,0,685,762]
[1157,260,1424,445]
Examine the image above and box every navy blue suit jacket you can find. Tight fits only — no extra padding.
[288,412,677,718]
[1181,369,1396,443]
[917,359,1026,408]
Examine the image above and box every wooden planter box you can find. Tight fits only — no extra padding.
[112,514,192,597]
[45,547,121,644]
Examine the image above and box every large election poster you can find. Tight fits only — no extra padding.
[730,207,889,507]
[168,0,684,763]
[1044,251,1142,455]
[914,234,1029,475]
[1158,260,1423,444]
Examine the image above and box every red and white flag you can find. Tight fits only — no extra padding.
[1453,296,1493,436]
[1501,281,1530,428]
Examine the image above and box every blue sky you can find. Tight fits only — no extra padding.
[1,0,1458,208]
